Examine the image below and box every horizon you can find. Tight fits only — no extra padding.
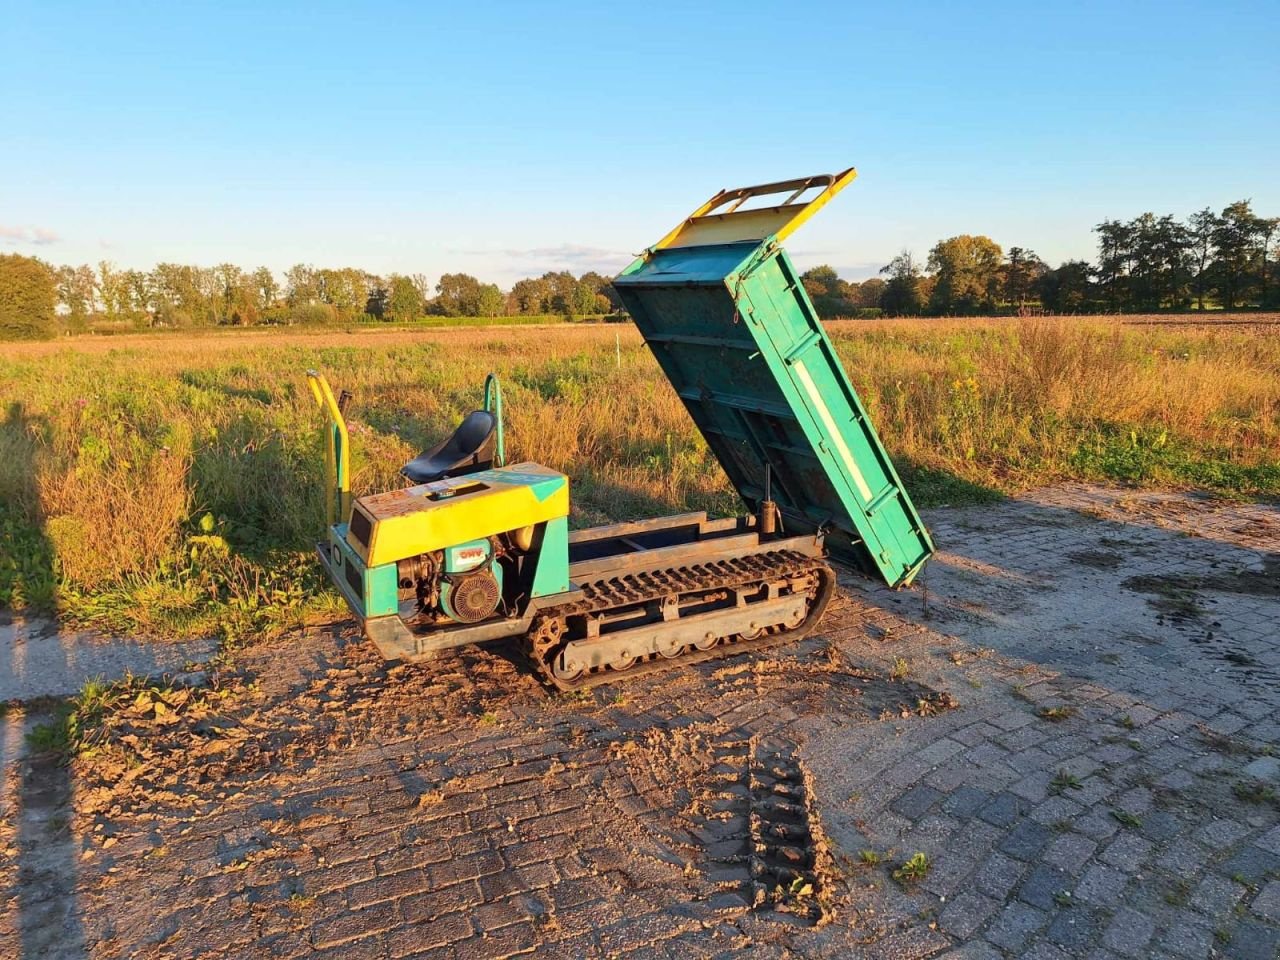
[3,1,1277,286]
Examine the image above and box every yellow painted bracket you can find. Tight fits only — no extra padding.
[306,370,351,525]
[651,168,857,251]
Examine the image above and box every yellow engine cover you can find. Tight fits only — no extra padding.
[345,462,569,567]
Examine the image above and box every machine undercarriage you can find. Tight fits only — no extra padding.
[526,548,835,691]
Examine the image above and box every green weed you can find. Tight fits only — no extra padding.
[1038,705,1077,723]
[1232,780,1277,805]
[25,676,121,758]
[786,876,814,899]
[1231,872,1258,893]
[1111,809,1143,828]
[892,852,931,886]
[1051,770,1082,792]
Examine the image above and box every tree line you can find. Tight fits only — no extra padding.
[1,197,1275,339]
[0,259,623,339]
[802,198,1278,317]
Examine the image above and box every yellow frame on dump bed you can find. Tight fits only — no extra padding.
[651,168,857,251]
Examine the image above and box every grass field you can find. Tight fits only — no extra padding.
[71,312,617,339]
[2,315,1277,641]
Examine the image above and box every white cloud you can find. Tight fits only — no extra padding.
[458,243,635,276]
[0,224,60,246]
[833,261,889,281]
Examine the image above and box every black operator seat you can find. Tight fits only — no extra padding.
[401,410,497,484]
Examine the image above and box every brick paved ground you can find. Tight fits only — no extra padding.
[1,484,1277,959]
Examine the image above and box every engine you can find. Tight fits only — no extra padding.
[397,537,506,625]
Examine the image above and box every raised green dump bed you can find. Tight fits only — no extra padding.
[613,169,934,587]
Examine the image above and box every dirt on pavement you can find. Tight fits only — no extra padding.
[2,483,1278,959]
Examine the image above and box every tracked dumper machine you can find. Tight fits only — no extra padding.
[310,169,935,690]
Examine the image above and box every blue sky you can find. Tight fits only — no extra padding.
[3,1,1277,284]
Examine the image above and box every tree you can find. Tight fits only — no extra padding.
[1002,247,1047,311]
[249,267,279,312]
[475,283,505,317]
[150,262,208,326]
[854,277,885,309]
[430,274,506,316]
[284,264,320,306]
[577,271,621,312]
[569,281,602,317]
[386,274,425,321]
[0,254,57,340]
[926,235,1003,314]
[431,273,485,316]
[1038,260,1094,313]
[1212,200,1266,309]
[800,265,857,318]
[212,263,245,323]
[1259,216,1279,307]
[119,269,152,325]
[879,251,924,316]
[92,260,149,326]
[55,264,97,331]
[508,276,550,315]
[541,271,579,314]
[1094,219,1135,310]
[316,268,367,316]
[224,270,268,325]
[1186,208,1218,309]
[410,273,432,305]
[1125,214,1189,309]
[364,274,388,319]
[97,261,129,323]
[1153,215,1192,308]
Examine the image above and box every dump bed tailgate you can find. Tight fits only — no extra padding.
[614,190,934,587]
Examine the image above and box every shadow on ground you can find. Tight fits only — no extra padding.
[0,402,87,959]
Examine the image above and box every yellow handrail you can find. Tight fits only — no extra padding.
[306,370,351,525]
[651,167,857,252]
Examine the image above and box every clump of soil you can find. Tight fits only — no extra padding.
[73,631,545,817]
[1067,549,1124,570]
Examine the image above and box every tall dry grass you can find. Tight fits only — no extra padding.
[828,317,1279,491]
[1,318,1276,636]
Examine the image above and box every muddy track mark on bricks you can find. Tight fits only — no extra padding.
[687,733,834,925]
[707,647,956,722]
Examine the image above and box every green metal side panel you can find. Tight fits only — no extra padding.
[325,524,399,617]
[365,561,399,617]
[613,241,934,587]
[531,516,570,598]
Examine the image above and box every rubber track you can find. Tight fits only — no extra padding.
[528,550,835,691]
